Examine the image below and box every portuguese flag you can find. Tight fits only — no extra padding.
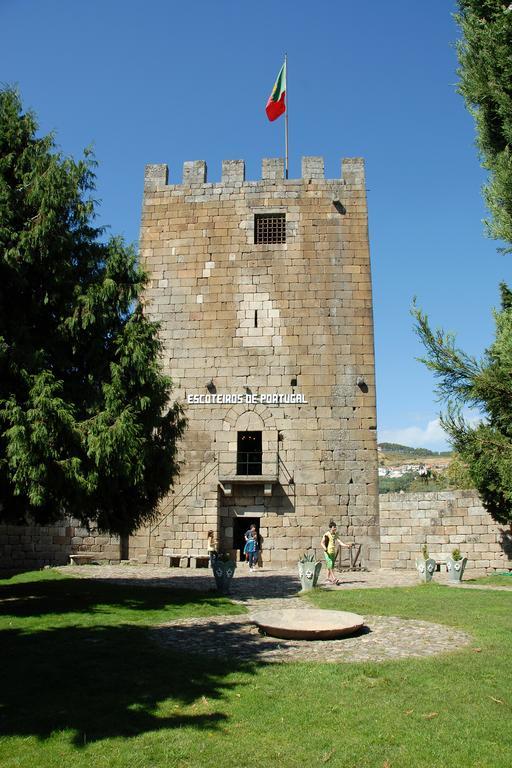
[265,60,286,122]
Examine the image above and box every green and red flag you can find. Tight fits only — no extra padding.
[265,60,286,122]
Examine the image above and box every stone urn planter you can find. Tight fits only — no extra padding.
[298,552,322,591]
[416,557,436,583]
[211,555,236,594]
[446,550,468,583]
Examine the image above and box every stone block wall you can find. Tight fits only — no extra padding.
[380,490,512,571]
[0,519,120,575]
[134,155,380,568]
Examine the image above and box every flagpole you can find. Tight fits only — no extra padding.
[284,53,288,179]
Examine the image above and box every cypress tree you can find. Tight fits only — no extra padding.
[0,89,185,534]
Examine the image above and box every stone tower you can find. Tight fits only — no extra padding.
[130,155,379,568]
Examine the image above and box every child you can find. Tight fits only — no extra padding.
[207,530,217,568]
[244,524,257,564]
[321,521,350,585]
[244,531,259,572]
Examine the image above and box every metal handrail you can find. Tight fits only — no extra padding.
[149,456,218,536]
[278,454,294,484]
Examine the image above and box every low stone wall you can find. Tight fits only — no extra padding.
[379,490,512,571]
[0,519,120,575]
[3,490,512,575]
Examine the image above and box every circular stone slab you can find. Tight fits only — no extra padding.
[251,608,364,640]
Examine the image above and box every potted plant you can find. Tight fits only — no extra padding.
[446,548,468,583]
[416,543,436,583]
[298,551,322,591]
[211,552,236,594]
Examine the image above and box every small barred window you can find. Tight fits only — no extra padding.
[254,213,286,244]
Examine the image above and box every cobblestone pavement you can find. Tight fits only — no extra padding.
[152,613,471,664]
[58,564,476,663]
[60,563,427,593]
[61,563,512,594]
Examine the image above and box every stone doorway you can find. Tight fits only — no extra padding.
[233,517,259,562]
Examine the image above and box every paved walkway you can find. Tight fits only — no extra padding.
[62,562,512,593]
[61,562,452,591]
[59,563,477,663]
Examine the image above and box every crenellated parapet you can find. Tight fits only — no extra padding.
[143,156,365,190]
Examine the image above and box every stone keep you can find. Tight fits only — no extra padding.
[130,156,380,568]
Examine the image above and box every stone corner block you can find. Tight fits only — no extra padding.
[222,159,245,183]
[183,160,207,184]
[144,163,168,189]
[262,157,285,180]
[302,156,324,180]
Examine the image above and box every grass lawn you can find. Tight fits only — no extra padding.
[466,574,512,588]
[1,571,511,768]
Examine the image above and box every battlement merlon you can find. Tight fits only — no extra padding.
[143,157,365,191]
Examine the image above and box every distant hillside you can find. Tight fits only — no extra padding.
[378,442,452,458]
[378,442,457,494]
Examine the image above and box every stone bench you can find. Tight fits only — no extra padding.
[430,553,449,572]
[167,556,189,568]
[166,556,210,568]
[69,553,106,566]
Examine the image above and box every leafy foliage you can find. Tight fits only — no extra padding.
[443,452,474,490]
[0,89,185,534]
[456,1,512,250]
[413,289,512,525]
[378,442,451,457]
[378,470,455,494]
[299,551,317,563]
[413,3,512,526]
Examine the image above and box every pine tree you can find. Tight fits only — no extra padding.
[0,89,185,534]
[413,2,512,526]
[457,0,512,249]
[414,288,512,525]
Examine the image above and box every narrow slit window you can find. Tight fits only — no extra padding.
[254,213,286,244]
[254,309,258,328]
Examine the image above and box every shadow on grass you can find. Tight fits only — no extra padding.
[0,571,305,618]
[0,568,324,744]
[0,622,246,745]
[0,576,232,619]
[62,570,303,604]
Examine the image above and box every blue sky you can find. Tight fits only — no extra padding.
[1,0,507,450]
